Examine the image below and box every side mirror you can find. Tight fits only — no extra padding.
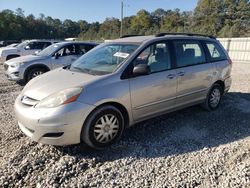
[34,50,40,54]
[133,64,150,77]
[25,45,30,50]
[54,53,60,59]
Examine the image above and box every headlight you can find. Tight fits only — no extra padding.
[10,62,25,68]
[35,88,83,108]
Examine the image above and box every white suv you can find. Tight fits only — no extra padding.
[4,41,98,83]
[0,39,59,63]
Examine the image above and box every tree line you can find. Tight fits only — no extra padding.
[0,0,249,41]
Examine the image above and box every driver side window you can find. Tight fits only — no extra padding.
[55,45,76,57]
[133,42,171,73]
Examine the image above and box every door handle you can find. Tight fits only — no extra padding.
[167,74,175,79]
[178,71,185,76]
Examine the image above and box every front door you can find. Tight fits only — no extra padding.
[129,41,177,121]
[51,44,79,69]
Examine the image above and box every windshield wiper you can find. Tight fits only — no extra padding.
[71,66,92,74]
[71,66,83,71]
[63,64,71,69]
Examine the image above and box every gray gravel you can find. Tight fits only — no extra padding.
[0,63,250,187]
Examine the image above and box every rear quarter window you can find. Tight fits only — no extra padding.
[205,42,227,62]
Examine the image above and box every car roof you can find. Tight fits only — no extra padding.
[26,39,60,42]
[110,33,217,44]
[56,41,99,46]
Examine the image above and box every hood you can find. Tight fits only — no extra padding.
[5,55,47,65]
[0,47,19,56]
[22,68,101,100]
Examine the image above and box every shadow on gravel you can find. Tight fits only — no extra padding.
[57,92,250,162]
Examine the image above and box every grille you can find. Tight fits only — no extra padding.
[4,64,8,71]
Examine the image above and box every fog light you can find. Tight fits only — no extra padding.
[43,132,64,137]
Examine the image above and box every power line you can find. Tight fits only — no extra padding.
[120,1,123,37]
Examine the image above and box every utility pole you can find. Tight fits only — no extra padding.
[120,1,123,37]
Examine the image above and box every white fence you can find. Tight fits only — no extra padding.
[218,38,250,63]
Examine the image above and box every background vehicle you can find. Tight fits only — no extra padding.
[15,33,232,149]
[0,39,59,63]
[4,41,98,83]
[6,43,19,48]
[0,40,21,47]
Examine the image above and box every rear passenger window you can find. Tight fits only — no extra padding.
[206,42,227,61]
[173,41,206,67]
[77,44,94,55]
[42,42,52,49]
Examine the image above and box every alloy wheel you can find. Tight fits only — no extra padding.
[210,88,221,108]
[32,71,44,78]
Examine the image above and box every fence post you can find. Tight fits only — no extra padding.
[226,38,231,52]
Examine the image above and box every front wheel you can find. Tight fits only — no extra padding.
[202,84,223,111]
[81,105,125,149]
[26,68,46,83]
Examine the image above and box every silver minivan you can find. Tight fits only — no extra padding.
[14,33,232,149]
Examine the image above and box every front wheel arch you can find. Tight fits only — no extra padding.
[24,64,50,83]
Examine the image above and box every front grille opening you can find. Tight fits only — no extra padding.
[4,64,8,70]
[43,132,64,138]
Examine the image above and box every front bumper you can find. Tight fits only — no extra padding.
[0,56,6,64]
[15,94,95,145]
[4,64,22,81]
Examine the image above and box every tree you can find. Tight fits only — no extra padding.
[0,2,250,41]
[131,9,152,35]
[99,18,120,39]
[193,0,250,37]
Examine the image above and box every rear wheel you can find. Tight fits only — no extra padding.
[26,68,47,82]
[202,84,223,111]
[81,105,125,149]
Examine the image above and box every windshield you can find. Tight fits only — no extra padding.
[70,43,139,75]
[16,41,28,49]
[37,44,60,56]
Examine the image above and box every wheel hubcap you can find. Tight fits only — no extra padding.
[32,71,43,78]
[210,88,221,108]
[93,114,119,143]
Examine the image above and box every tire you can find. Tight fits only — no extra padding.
[81,105,125,149]
[202,84,223,111]
[26,68,47,83]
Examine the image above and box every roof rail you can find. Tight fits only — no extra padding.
[155,33,216,39]
[120,35,142,38]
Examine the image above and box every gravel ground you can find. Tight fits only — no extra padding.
[0,63,249,188]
